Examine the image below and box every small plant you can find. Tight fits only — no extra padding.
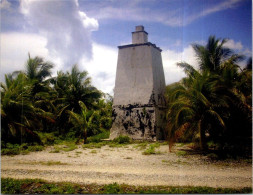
[102,183,121,194]
[50,146,61,153]
[87,131,110,143]
[62,143,77,152]
[113,135,131,144]
[142,144,161,155]
[90,150,97,154]
[176,150,187,156]
[50,142,77,153]
[83,142,107,149]
[133,142,148,150]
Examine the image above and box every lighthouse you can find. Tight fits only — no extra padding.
[110,26,166,140]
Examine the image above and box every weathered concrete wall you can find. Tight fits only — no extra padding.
[110,105,156,140]
[110,26,166,140]
[113,45,154,106]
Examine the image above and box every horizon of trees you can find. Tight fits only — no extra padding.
[1,55,112,146]
[1,35,252,156]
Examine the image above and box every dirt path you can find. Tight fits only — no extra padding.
[1,144,252,188]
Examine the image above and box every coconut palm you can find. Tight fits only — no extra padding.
[192,36,234,73]
[25,54,54,97]
[167,36,251,153]
[68,101,94,143]
[167,63,228,150]
[53,65,102,112]
[1,73,42,144]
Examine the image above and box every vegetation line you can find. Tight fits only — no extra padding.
[1,178,252,194]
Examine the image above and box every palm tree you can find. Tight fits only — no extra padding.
[1,73,42,144]
[167,64,227,150]
[68,101,90,143]
[53,65,102,112]
[167,36,251,153]
[25,54,54,82]
[192,36,234,73]
[25,54,54,97]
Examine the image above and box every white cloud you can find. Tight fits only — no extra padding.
[162,45,198,84]
[0,33,49,81]
[0,31,198,93]
[20,0,98,70]
[0,32,117,94]
[78,11,99,31]
[224,39,243,50]
[81,43,118,94]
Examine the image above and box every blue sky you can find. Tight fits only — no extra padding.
[1,0,252,94]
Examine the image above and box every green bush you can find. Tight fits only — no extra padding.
[1,142,44,155]
[102,183,122,194]
[87,130,110,143]
[113,135,131,144]
[101,116,112,129]
[37,132,56,145]
[87,111,102,136]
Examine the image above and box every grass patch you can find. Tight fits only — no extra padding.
[113,135,131,144]
[61,143,77,152]
[176,150,187,156]
[41,161,69,166]
[84,135,133,149]
[87,131,110,143]
[1,178,252,194]
[90,150,97,154]
[142,143,161,155]
[1,143,44,156]
[162,160,172,165]
[133,142,148,150]
[83,142,107,149]
[50,142,77,153]
[17,160,68,166]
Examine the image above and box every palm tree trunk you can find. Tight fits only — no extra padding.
[200,129,207,150]
[83,129,87,144]
[199,119,207,150]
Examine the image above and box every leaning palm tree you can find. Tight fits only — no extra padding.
[167,63,227,150]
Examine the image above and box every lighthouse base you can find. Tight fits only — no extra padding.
[109,104,166,141]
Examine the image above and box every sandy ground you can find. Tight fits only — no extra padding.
[1,144,252,188]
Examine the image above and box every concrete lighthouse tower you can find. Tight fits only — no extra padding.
[110,26,166,140]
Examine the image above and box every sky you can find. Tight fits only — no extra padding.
[1,0,252,94]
